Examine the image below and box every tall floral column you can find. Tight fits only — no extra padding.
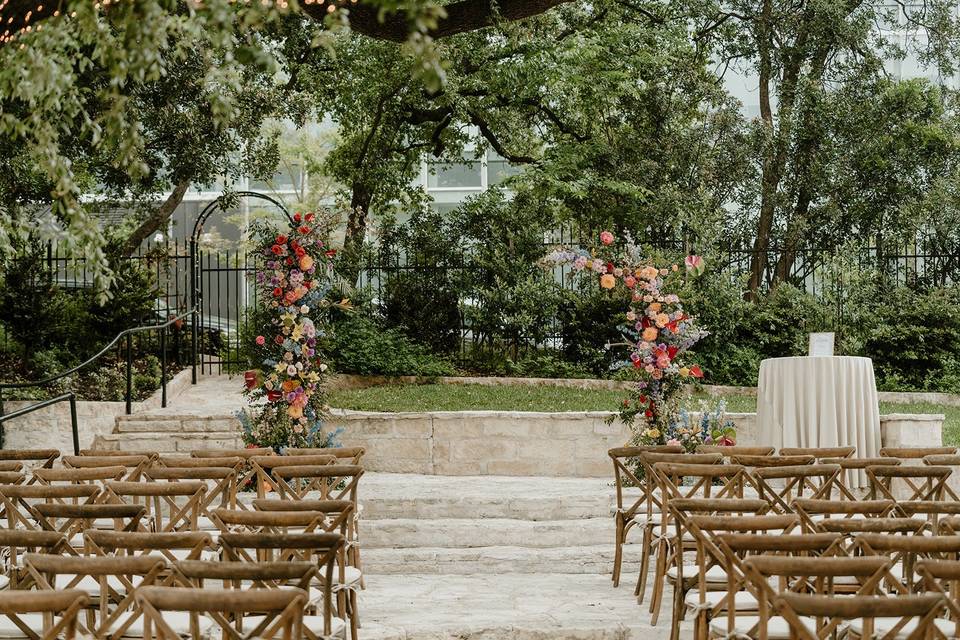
[240,212,348,451]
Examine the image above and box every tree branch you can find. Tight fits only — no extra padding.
[122,179,190,255]
[467,109,537,164]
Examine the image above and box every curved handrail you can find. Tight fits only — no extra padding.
[0,307,197,390]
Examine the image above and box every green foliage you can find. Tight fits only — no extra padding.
[329,314,456,378]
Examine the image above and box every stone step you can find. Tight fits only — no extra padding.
[92,431,243,454]
[360,473,631,520]
[360,573,677,640]
[363,517,616,549]
[116,415,241,433]
[361,544,644,575]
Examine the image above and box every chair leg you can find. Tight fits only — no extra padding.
[636,524,653,601]
[613,516,624,587]
[349,589,359,640]
[649,539,668,623]
[669,581,685,640]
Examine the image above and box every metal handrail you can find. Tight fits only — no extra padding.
[0,307,195,391]
[0,307,197,451]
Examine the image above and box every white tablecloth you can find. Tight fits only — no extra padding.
[756,356,881,485]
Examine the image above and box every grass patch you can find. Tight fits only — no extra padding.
[328,384,960,446]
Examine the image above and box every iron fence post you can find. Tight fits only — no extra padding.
[160,326,168,408]
[190,238,198,385]
[125,333,133,415]
[69,394,79,455]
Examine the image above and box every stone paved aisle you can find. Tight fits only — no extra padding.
[356,472,686,639]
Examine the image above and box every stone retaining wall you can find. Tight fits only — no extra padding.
[1,368,193,454]
[333,409,945,477]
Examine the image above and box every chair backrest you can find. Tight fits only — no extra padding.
[916,558,960,635]
[23,553,169,637]
[79,449,160,459]
[84,529,216,564]
[0,484,100,531]
[33,503,146,546]
[780,446,856,460]
[0,449,59,469]
[792,498,896,532]
[0,530,69,588]
[103,480,207,532]
[854,532,960,593]
[62,455,153,480]
[0,589,88,640]
[284,447,365,465]
[774,592,945,640]
[752,463,844,512]
[867,464,953,503]
[191,448,273,459]
[696,445,775,459]
[880,446,957,459]
[730,454,814,468]
[33,466,126,485]
[270,464,363,502]
[607,445,683,525]
[250,455,337,499]
[135,586,307,640]
[743,555,895,640]
[144,464,239,514]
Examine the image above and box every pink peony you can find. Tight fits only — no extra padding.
[685,255,705,276]
[255,335,266,346]
[600,230,615,245]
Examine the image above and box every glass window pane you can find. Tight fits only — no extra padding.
[427,162,483,188]
[488,160,522,185]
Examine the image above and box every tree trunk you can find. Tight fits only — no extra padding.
[341,184,374,286]
[122,179,191,255]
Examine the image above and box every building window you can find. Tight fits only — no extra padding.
[427,161,483,189]
[487,152,523,186]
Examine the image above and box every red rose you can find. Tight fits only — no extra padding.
[325,250,337,258]
[271,245,282,255]
[272,287,282,297]
[293,213,302,223]
[274,335,284,345]
[298,225,311,234]
[689,365,704,378]
[667,346,678,360]
[644,409,653,418]
[305,212,315,222]
[303,280,311,289]
[606,262,614,273]
[295,247,306,258]
[286,257,294,265]
[276,234,288,244]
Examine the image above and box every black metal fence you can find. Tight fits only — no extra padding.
[5,232,960,369]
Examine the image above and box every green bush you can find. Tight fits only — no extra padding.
[557,287,627,377]
[329,314,457,377]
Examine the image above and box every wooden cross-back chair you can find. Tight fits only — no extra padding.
[135,586,307,640]
[899,500,960,532]
[173,560,348,640]
[0,484,100,532]
[143,467,237,531]
[0,530,70,589]
[922,454,960,501]
[667,500,785,640]
[741,555,897,640]
[284,447,365,466]
[32,465,126,487]
[102,480,207,533]
[708,531,846,640]
[867,464,953,505]
[696,445,775,461]
[854,532,960,594]
[647,461,756,626]
[729,454,814,469]
[0,450,59,480]
[606,445,682,590]
[816,517,930,561]
[252,498,361,629]
[32,503,146,552]
[23,552,169,639]
[0,588,88,640]
[634,452,722,603]
[916,559,960,639]
[750,463,844,512]
[792,498,897,533]
[250,455,336,500]
[84,530,217,564]
[79,449,160,459]
[63,455,154,481]
[821,456,900,500]
[881,447,957,459]
[190,448,273,498]
[775,592,948,640]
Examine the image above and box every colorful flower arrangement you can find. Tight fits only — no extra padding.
[544,231,735,448]
[240,212,349,451]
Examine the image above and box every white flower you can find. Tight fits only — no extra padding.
[300,305,310,314]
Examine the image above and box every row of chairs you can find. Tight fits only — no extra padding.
[609,444,960,639]
[0,446,366,640]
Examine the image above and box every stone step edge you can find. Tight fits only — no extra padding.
[118,414,240,422]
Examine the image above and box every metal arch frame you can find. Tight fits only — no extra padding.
[189,191,297,383]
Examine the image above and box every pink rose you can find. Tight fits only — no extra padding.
[684,255,705,276]
[255,335,266,346]
[600,230,615,245]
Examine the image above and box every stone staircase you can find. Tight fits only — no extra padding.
[92,414,243,453]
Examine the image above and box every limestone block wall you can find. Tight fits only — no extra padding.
[332,409,944,477]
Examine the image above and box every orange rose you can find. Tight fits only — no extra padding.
[600,274,616,289]
[299,255,314,271]
[642,327,658,342]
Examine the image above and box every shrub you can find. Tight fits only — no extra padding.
[329,314,457,377]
